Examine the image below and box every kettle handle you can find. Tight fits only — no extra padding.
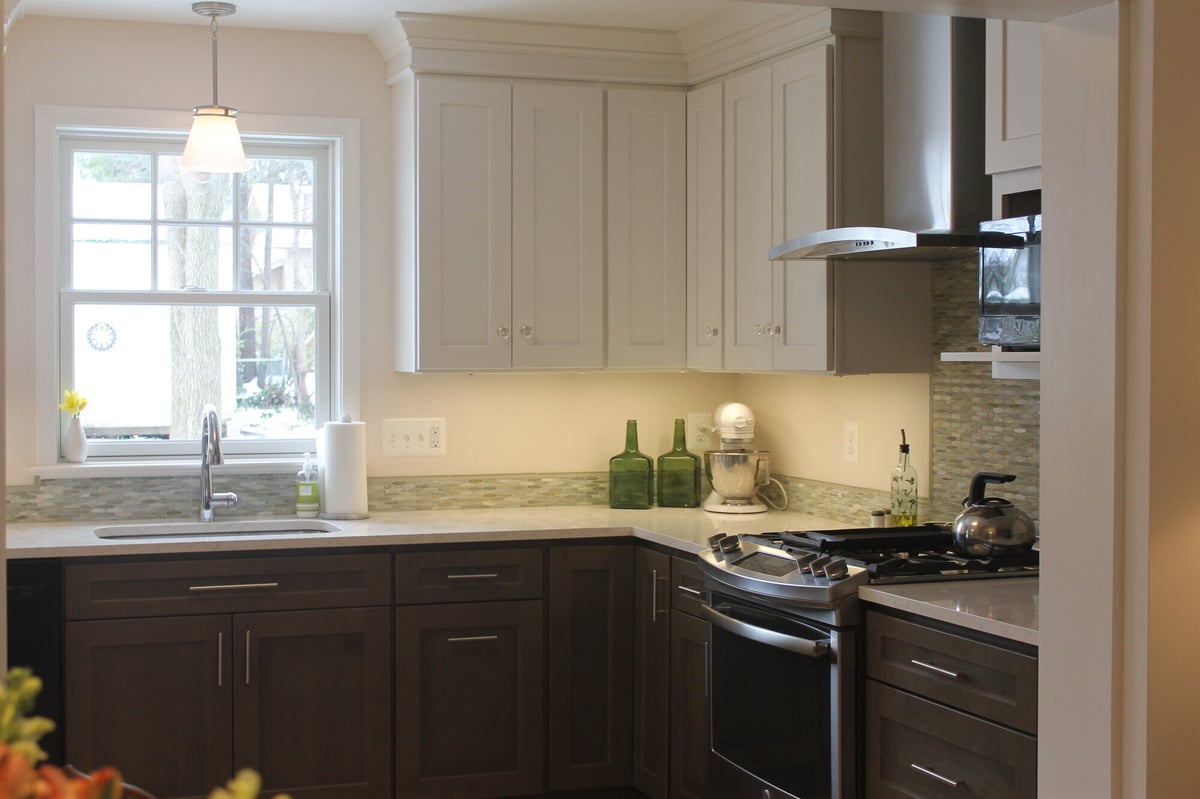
[964,472,1017,506]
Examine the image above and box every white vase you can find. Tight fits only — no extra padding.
[65,415,88,463]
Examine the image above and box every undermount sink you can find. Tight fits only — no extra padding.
[94,519,342,539]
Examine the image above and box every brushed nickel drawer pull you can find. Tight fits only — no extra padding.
[189,582,280,592]
[447,635,499,643]
[446,573,499,581]
[910,763,961,788]
[245,630,251,686]
[910,658,961,679]
[651,569,668,620]
[677,585,703,597]
[217,632,223,687]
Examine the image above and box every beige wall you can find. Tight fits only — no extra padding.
[3,15,931,489]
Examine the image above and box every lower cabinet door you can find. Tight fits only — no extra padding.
[669,609,710,799]
[233,607,392,799]
[65,615,233,799]
[396,600,545,798]
[866,680,1036,798]
[632,548,671,799]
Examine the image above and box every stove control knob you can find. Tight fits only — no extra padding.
[793,553,818,570]
[823,559,850,581]
[719,535,742,554]
[707,533,727,550]
[808,555,832,576]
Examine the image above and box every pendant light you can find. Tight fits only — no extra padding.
[181,2,247,172]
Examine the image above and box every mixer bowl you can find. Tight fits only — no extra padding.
[705,450,770,504]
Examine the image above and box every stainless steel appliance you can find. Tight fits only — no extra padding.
[696,526,1039,799]
[699,534,865,799]
[979,215,1041,348]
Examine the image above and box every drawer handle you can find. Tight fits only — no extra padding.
[189,582,280,593]
[910,763,961,788]
[910,658,961,680]
[217,631,223,688]
[447,573,499,581]
[677,585,703,597]
[447,635,499,643]
[651,569,668,621]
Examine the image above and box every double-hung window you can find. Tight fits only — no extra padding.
[58,131,336,459]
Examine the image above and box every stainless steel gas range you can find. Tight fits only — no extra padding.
[696,526,1038,799]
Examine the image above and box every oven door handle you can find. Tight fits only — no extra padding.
[702,604,830,658]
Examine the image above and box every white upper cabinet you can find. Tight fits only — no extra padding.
[406,78,513,372]
[607,88,686,370]
[685,82,724,371]
[512,83,605,370]
[985,19,1043,175]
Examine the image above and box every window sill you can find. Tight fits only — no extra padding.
[32,457,304,481]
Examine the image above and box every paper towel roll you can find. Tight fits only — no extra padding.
[317,420,368,519]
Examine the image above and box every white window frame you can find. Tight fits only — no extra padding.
[33,106,361,475]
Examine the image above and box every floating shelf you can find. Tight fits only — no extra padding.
[940,346,1040,380]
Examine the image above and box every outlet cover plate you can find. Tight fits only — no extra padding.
[383,418,445,457]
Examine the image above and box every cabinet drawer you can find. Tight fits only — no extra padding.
[670,555,706,619]
[396,548,543,604]
[866,681,1036,799]
[66,553,392,620]
[866,609,1037,734]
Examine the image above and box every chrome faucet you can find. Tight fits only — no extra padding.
[200,404,238,521]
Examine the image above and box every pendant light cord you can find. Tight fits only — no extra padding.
[209,13,220,107]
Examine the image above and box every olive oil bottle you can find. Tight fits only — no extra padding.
[890,429,918,526]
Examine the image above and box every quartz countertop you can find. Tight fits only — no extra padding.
[6,505,1038,645]
[859,579,1039,646]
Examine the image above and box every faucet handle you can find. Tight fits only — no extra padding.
[211,491,238,509]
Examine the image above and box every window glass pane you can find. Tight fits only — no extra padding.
[242,226,315,291]
[156,225,234,290]
[241,158,315,223]
[72,303,318,442]
[73,152,151,220]
[157,155,234,221]
[72,223,152,289]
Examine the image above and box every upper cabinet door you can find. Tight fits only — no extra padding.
[686,82,725,371]
[772,45,835,373]
[607,88,686,370]
[985,19,1043,174]
[722,65,774,372]
[512,83,605,370]
[416,78,513,371]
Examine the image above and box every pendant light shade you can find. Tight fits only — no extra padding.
[181,2,247,173]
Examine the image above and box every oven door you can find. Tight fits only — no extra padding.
[703,595,857,799]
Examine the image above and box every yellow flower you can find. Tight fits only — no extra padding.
[58,390,87,416]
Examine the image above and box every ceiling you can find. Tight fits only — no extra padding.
[14,0,755,35]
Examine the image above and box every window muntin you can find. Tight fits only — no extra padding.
[60,135,331,459]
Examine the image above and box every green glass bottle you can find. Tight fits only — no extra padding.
[890,428,918,526]
[609,419,653,509]
[657,418,701,508]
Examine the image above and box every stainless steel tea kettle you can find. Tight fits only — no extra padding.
[952,472,1037,557]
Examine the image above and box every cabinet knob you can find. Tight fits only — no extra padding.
[771,324,782,336]
[497,326,511,341]
[704,326,720,338]
[520,325,533,338]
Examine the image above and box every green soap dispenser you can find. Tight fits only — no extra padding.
[609,420,653,509]
[657,418,701,508]
[890,429,918,526]
[296,452,320,518]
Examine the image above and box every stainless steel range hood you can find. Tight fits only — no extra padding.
[770,14,1024,262]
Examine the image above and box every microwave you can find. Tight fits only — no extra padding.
[978,214,1041,349]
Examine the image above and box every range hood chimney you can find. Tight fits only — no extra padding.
[769,14,1024,262]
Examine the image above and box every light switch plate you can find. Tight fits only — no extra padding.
[383,418,445,456]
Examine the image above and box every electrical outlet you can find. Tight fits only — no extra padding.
[687,412,716,452]
[383,418,446,457]
[843,421,859,464]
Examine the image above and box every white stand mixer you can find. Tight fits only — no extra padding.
[703,402,786,514]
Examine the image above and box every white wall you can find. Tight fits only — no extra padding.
[3,15,929,489]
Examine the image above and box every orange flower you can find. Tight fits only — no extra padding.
[68,766,122,799]
[31,764,75,799]
[0,744,37,799]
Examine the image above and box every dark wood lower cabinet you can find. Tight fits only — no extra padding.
[234,608,392,799]
[395,599,545,798]
[65,608,391,799]
[548,544,635,792]
[632,548,670,799]
[65,615,232,799]
[668,609,708,799]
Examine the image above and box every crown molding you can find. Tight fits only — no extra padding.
[370,12,688,86]
[368,7,880,89]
